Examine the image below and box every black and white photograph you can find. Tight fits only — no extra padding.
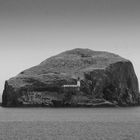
[0,0,140,139]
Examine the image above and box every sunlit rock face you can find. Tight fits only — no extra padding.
[2,48,140,107]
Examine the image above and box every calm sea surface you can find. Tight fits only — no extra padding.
[1,107,140,140]
[0,106,140,122]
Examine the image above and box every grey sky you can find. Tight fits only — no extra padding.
[0,0,140,96]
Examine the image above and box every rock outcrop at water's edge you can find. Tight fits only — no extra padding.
[2,48,140,107]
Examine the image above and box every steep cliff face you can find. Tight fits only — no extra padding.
[2,48,140,107]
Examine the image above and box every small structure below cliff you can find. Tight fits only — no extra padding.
[2,48,140,107]
[62,77,81,92]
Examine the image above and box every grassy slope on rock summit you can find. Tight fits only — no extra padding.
[24,48,127,74]
[9,49,127,81]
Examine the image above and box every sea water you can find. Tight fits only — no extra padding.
[0,107,140,122]
[0,107,140,140]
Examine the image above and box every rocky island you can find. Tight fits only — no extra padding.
[2,48,140,107]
